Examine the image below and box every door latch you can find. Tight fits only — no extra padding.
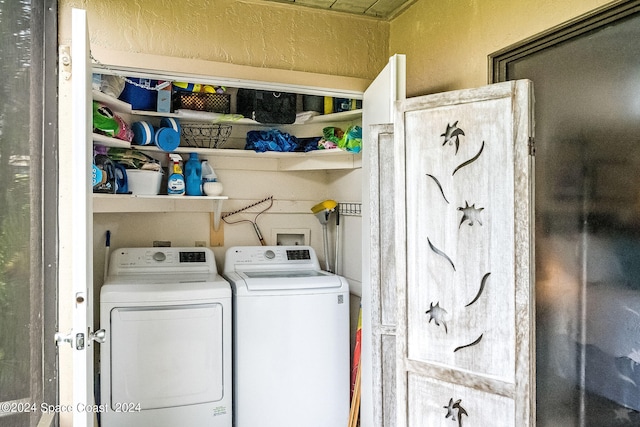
[54,331,86,350]
[75,333,85,350]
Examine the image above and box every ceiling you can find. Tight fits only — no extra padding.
[261,0,415,19]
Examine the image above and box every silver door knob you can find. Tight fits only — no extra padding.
[90,329,106,344]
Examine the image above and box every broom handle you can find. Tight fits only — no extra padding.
[348,362,361,427]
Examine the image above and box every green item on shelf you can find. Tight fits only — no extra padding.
[107,147,161,171]
[338,125,362,153]
[322,126,344,144]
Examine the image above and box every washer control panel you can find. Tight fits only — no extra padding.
[286,249,311,260]
[108,247,216,275]
[224,246,319,272]
[179,251,207,263]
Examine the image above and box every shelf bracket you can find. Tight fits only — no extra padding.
[211,198,225,231]
[210,207,225,247]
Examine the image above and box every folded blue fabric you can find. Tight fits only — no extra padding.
[246,129,320,153]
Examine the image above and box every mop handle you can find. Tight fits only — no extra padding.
[334,206,340,275]
[103,230,111,282]
[322,224,332,273]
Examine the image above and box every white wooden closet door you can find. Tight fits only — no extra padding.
[394,80,535,427]
[369,123,398,427]
[70,8,95,427]
[362,54,405,427]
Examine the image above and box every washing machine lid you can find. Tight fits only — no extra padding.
[223,246,347,292]
[101,275,231,303]
[226,270,344,292]
[243,270,328,279]
[104,272,218,285]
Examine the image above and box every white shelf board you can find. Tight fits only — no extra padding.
[93,89,361,125]
[94,194,228,229]
[93,90,131,114]
[92,133,132,148]
[132,146,361,171]
[307,109,361,123]
[174,108,360,125]
[132,109,179,118]
[89,139,361,170]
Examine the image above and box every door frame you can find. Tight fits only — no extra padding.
[42,1,59,422]
[489,0,640,83]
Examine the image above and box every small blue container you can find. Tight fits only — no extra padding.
[155,127,180,152]
[118,78,158,111]
[160,117,181,134]
[131,121,155,145]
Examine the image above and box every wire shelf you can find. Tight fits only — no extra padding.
[181,123,232,149]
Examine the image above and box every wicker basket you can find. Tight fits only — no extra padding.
[173,92,230,113]
[181,123,232,149]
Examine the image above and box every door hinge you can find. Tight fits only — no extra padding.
[528,136,536,156]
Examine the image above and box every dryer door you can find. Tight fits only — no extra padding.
[109,303,224,409]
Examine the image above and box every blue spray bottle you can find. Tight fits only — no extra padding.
[167,154,185,196]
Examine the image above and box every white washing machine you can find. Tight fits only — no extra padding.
[223,246,350,427]
[100,247,232,427]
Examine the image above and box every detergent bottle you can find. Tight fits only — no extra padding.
[201,160,223,196]
[167,154,185,196]
[93,145,116,193]
[184,152,203,196]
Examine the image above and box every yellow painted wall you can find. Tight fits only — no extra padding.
[389,0,615,97]
[58,0,390,81]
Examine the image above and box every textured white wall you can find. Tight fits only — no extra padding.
[58,0,390,80]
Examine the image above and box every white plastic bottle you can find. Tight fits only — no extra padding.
[167,154,185,196]
[201,160,223,196]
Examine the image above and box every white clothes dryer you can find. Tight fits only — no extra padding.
[223,246,350,427]
[100,247,231,427]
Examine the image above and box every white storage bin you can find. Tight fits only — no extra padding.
[126,169,162,195]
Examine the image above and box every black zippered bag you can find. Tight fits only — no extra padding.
[237,89,297,124]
